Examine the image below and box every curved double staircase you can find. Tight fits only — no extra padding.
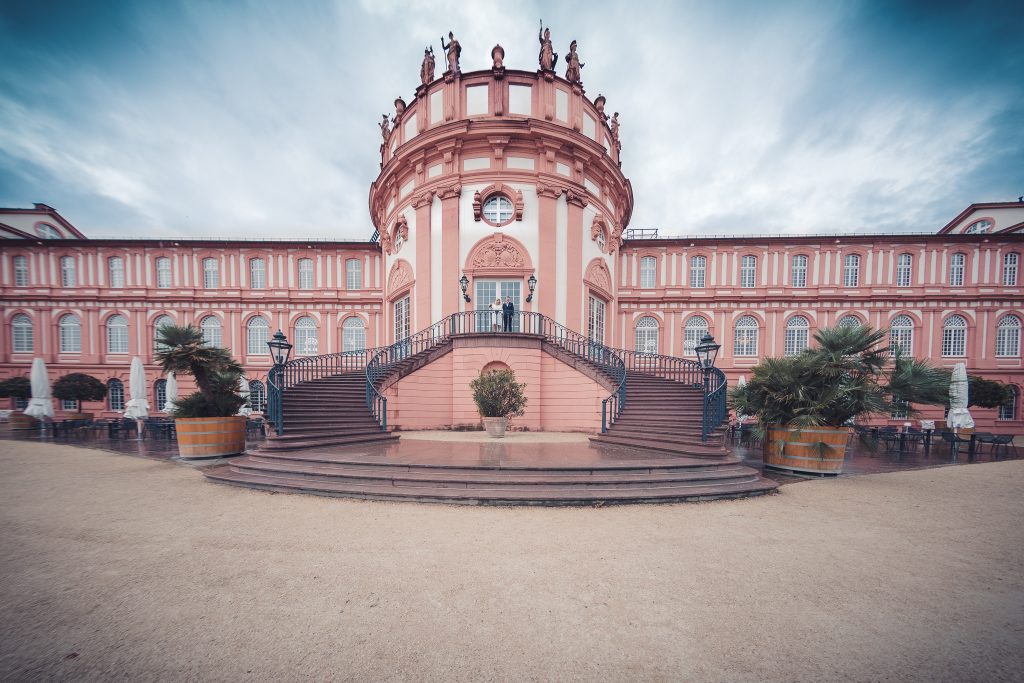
[204,312,776,504]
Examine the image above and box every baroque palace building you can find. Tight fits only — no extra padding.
[2,34,1023,429]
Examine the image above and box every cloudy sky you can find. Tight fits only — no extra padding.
[0,0,1021,239]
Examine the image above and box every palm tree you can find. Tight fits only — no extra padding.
[154,325,245,418]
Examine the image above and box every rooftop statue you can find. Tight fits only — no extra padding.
[441,31,461,75]
[538,20,558,71]
[420,46,435,85]
[594,94,607,121]
[610,112,620,143]
[379,114,391,142]
[565,40,584,84]
[491,44,505,70]
[394,97,407,119]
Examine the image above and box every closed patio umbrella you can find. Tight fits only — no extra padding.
[237,376,252,416]
[947,362,974,431]
[123,357,150,420]
[163,372,177,413]
[24,357,54,420]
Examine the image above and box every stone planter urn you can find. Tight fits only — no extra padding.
[482,416,508,438]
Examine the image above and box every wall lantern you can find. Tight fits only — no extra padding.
[267,329,293,367]
[526,273,537,303]
[694,333,720,370]
[460,273,471,302]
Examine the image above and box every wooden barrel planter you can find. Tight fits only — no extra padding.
[175,416,247,459]
[8,412,39,430]
[765,425,849,475]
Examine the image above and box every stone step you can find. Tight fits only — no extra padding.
[588,434,728,458]
[267,426,387,442]
[254,432,398,452]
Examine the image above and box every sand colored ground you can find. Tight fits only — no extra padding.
[1,439,1022,682]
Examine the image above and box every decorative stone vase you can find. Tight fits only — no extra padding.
[765,425,849,475]
[482,416,508,438]
[175,416,247,459]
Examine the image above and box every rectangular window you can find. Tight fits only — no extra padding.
[896,254,912,287]
[942,327,966,357]
[791,255,807,288]
[1003,253,1019,286]
[740,255,756,288]
[639,256,657,288]
[346,259,362,290]
[588,296,606,345]
[949,253,965,287]
[13,255,28,286]
[108,257,125,288]
[843,255,860,288]
[394,296,411,342]
[890,400,909,420]
[690,256,706,288]
[61,399,78,411]
[60,256,76,287]
[156,257,172,288]
[298,259,314,289]
[203,258,219,289]
[250,258,266,289]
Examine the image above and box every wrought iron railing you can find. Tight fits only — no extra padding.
[702,367,728,442]
[617,350,705,386]
[364,311,627,433]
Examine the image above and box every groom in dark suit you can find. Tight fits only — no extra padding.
[502,296,515,332]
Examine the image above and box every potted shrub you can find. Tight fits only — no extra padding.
[52,373,107,418]
[155,324,247,459]
[0,376,33,429]
[729,325,949,474]
[470,369,528,438]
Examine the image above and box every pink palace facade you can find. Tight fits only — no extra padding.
[2,47,1024,429]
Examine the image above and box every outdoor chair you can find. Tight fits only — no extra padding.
[143,418,176,439]
[990,434,1018,458]
[973,432,996,454]
[939,431,972,458]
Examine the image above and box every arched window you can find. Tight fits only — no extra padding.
[843,254,860,288]
[949,252,966,287]
[108,379,125,411]
[59,314,81,353]
[154,379,167,412]
[690,256,706,288]
[998,386,1019,421]
[249,379,267,413]
[837,315,862,329]
[734,315,759,357]
[153,315,175,352]
[295,316,319,356]
[942,315,968,357]
[247,316,270,355]
[995,314,1021,357]
[60,256,76,287]
[790,255,808,288]
[298,258,314,289]
[740,255,757,288]
[346,258,362,290]
[155,257,172,288]
[203,257,219,289]
[784,316,810,355]
[12,314,33,353]
[200,315,222,347]
[683,316,709,356]
[108,256,125,288]
[634,316,659,353]
[13,255,29,286]
[896,253,913,287]
[249,258,266,289]
[890,315,914,355]
[639,257,657,288]
[1003,253,1019,286]
[342,317,366,352]
[106,314,129,353]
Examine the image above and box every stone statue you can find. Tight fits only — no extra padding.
[379,114,391,142]
[538,20,557,71]
[491,44,505,70]
[440,31,461,75]
[565,40,584,84]
[594,94,607,120]
[610,112,620,144]
[420,46,435,85]
[394,97,407,119]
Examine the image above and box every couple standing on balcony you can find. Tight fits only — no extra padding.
[490,297,515,332]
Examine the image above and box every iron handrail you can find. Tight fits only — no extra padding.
[702,366,728,442]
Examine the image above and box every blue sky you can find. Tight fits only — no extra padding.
[0,0,1020,239]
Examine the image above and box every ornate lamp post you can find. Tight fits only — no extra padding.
[694,332,721,442]
[266,330,293,435]
[460,273,471,302]
[526,273,537,303]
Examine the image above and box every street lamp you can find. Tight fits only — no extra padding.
[460,273,471,302]
[694,332,720,370]
[267,330,293,366]
[526,273,537,303]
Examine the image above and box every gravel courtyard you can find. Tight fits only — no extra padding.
[1,439,1022,682]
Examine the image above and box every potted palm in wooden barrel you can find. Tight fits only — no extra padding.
[729,325,950,475]
[0,376,34,430]
[470,368,528,438]
[155,325,247,459]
